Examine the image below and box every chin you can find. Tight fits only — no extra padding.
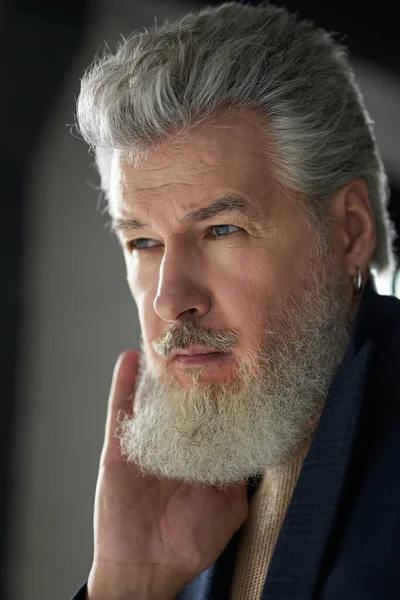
[171,359,237,385]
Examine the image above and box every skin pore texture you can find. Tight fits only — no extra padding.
[108,108,376,488]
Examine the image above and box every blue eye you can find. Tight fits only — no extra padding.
[128,238,160,250]
[127,225,240,251]
[209,225,240,237]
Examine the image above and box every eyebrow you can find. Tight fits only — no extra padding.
[110,195,260,234]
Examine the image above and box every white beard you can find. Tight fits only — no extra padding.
[116,254,351,488]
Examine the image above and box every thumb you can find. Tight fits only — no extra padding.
[102,349,140,462]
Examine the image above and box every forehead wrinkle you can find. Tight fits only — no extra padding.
[118,133,270,197]
[122,165,228,194]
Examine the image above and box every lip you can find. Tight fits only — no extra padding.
[173,352,229,367]
[169,346,224,358]
[170,347,230,367]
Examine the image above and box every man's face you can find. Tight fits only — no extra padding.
[108,108,351,487]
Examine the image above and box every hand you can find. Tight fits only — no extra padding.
[87,350,249,599]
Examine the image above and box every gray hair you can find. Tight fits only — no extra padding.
[76,1,397,273]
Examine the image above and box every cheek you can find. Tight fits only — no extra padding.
[211,254,280,341]
[131,287,161,349]
[125,257,159,334]
[225,277,272,328]
[213,239,312,343]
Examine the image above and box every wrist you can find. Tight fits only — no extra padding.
[87,561,187,600]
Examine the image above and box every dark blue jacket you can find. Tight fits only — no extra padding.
[73,280,400,599]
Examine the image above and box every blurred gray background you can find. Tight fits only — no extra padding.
[2,1,400,598]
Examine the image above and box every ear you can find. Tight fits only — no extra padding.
[329,178,376,279]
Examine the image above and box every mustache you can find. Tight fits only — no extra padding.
[152,319,238,358]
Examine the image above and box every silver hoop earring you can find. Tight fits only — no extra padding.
[352,267,363,296]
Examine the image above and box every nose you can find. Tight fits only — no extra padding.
[153,248,211,322]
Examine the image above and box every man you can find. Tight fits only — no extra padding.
[72,2,400,599]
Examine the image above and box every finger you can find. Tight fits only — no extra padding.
[103,350,140,457]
